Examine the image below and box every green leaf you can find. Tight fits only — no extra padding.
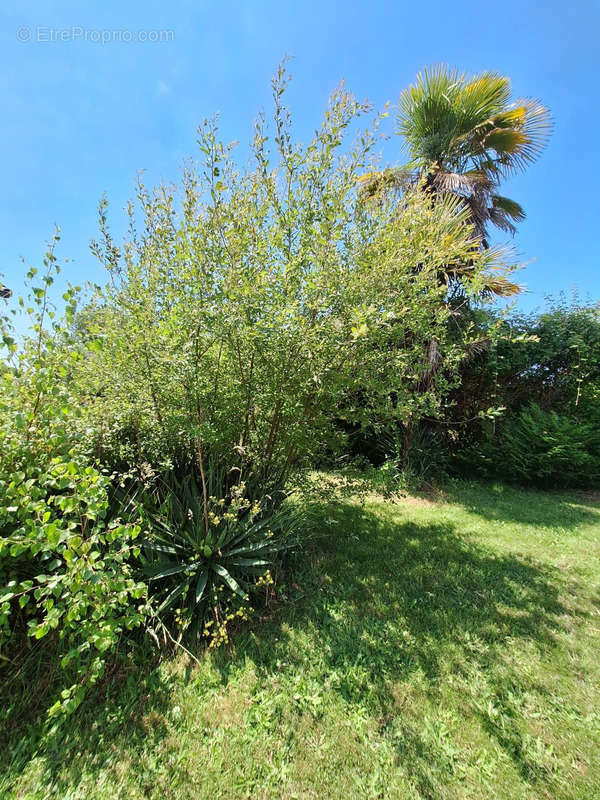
[157,583,186,614]
[195,571,208,605]
[145,562,192,580]
[211,564,246,598]
[227,557,270,568]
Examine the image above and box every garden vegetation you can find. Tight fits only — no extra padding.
[1,63,598,800]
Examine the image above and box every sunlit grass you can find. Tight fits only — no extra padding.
[3,477,600,799]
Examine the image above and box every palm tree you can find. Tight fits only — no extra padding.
[361,66,552,296]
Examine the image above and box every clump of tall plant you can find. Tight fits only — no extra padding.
[72,65,514,494]
[137,470,306,648]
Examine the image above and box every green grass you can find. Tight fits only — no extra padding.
[3,477,600,799]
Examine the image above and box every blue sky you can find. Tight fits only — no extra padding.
[1,0,598,312]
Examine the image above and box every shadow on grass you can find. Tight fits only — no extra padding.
[2,491,584,796]
[230,500,570,672]
[1,649,178,798]
[215,499,579,786]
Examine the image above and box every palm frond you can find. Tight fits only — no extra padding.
[507,99,553,173]
[487,207,517,236]
[396,65,467,164]
[491,195,525,221]
[459,73,511,127]
[429,168,492,195]
[480,275,522,298]
[482,127,528,156]
[357,167,416,198]
[393,66,550,243]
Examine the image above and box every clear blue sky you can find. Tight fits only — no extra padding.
[1,0,598,311]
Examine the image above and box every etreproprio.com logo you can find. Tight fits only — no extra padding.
[16,26,175,44]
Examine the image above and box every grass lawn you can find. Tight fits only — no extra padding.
[3,477,600,799]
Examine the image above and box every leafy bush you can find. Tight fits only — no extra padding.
[446,299,600,488]
[503,300,600,416]
[463,403,600,488]
[478,300,599,417]
[68,66,509,495]
[0,244,147,720]
[0,454,147,717]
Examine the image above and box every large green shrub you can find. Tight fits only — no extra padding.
[0,246,147,720]
[447,299,600,487]
[466,403,600,488]
[466,300,600,419]
[70,68,510,494]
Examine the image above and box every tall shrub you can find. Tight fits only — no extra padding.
[72,68,512,491]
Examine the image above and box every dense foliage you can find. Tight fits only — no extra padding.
[450,299,600,487]
[471,403,600,487]
[348,299,600,489]
[70,69,498,487]
[1,69,511,721]
[0,246,147,719]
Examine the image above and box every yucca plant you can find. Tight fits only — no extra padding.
[140,474,304,646]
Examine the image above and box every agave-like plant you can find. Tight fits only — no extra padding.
[361,66,552,297]
[140,475,303,644]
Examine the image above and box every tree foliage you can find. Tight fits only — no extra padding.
[73,67,503,490]
[0,66,526,721]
